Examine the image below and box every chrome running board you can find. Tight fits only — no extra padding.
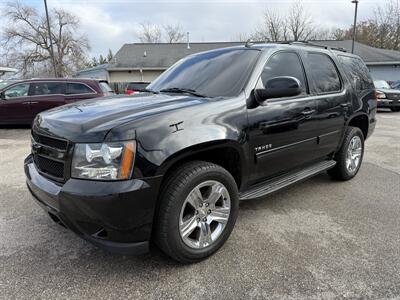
[239,160,336,200]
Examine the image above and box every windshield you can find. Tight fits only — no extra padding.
[374,80,391,89]
[0,80,14,90]
[148,48,261,98]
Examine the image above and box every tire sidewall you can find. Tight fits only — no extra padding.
[340,127,365,179]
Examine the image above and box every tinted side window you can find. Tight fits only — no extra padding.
[66,83,94,95]
[308,53,341,94]
[30,82,65,96]
[4,83,30,99]
[338,55,374,91]
[260,52,307,94]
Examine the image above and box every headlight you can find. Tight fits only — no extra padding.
[376,91,386,99]
[72,141,136,180]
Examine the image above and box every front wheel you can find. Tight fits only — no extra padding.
[391,107,400,112]
[328,126,364,181]
[154,161,239,263]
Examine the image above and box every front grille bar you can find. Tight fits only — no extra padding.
[31,131,70,182]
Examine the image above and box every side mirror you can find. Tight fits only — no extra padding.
[0,92,5,100]
[254,76,302,103]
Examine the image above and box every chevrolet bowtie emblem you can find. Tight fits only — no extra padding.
[32,141,42,152]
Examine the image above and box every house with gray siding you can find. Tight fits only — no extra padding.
[312,40,400,82]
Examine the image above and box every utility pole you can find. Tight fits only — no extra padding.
[351,0,359,54]
[186,32,190,49]
[44,0,58,77]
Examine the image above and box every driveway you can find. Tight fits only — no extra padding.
[0,111,399,299]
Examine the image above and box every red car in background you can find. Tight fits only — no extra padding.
[0,78,113,125]
[125,82,150,95]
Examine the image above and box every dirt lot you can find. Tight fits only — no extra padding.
[0,111,399,299]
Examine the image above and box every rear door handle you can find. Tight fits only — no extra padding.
[22,101,31,105]
[29,101,39,104]
[301,109,316,116]
[341,103,351,108]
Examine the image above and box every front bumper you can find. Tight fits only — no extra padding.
[24,155,162,255]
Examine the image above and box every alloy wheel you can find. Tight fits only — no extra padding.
[179,180,231,249]
[346,135,362,173]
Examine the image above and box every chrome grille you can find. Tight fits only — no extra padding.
[387,93,400,101]
[31,131,68,150]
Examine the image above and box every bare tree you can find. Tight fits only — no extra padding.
[86,49,114,68]
[137,23,162,43]
[372,0,400,50]
[1,1,89,77]
[163,24,185,43]
[252,9,286,42]
[137,23,186,43]
[287,2,315,41]
[231,32,252,42]
[328,0,400,50]
[251,1,326,42]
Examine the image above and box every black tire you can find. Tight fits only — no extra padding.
[154,161,239,263]
[391,107,400,112]
[328,126,364,181]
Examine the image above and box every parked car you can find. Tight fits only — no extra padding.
[0,79,17,89]
[125,82,150,95]
[0,78,113,124]
[25,43,377,263]
[374,80,400,112]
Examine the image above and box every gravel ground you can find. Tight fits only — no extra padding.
[0,111,399,299]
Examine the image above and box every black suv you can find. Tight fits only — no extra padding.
[25,43,377,263]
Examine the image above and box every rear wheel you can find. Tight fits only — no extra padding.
[328,127,364,181]
[154,161,239,263]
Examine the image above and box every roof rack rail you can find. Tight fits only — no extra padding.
[330,47,348,53]
[290,41,328,49]
[289,41,348,53]
[247,40,348,53]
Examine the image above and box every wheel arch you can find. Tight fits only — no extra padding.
[156,140,247,191]
[347,113,369,140]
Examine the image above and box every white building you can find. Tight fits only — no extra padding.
[0,67,18,77]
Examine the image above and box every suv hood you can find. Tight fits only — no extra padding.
[33,94,207,142]
[376,88,400,94]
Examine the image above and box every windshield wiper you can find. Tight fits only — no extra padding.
[144,88,159,94]
[159,87,207,98]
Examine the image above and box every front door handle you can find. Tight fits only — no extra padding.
[29,101,39,104]
[301,109,316,117]
[341,103,351,108]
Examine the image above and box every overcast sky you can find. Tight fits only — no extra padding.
[1,0,385,57]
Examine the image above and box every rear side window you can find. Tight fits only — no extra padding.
[260,52,308,94]
[308,53,341,94]
[99,82,113,93]
[66,83,94,95]
[30,82,65,96]
[338,55,374,91]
